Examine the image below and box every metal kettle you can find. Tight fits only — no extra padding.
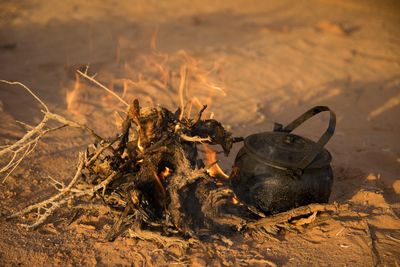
[231,106,336,215]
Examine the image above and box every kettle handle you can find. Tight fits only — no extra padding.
[275,106,336,170]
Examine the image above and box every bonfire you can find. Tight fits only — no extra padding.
[0,56,343,247]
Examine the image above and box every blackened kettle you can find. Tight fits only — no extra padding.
[231,106,336,215]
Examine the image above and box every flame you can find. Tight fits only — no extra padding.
[152,170,166,197]
[151,167,172,198]
[113,111,124,130]
[160,166,172,179]
[178,64,188,121]
[129,190,139,205]
[137,135,144,153]
[232,195,239,205]
[66,73,81,114]
[203,144,229,179]
[122,79,128,99]
[177,50,226,120]
[148,32,226,120]
[65,33,227,143]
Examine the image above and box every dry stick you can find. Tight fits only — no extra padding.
[1,147,20,173]
[1,124,66,170]
[0,116,68,159]
[0,112,101,182]
[0,80,105,182]
[45,112,103,141]
[76,70,129,108]
[8,152,85,220]
[0,80,122,227]
[195,104,207,124]
[28,197,68,229]
[179,134,211,143]
[106,203,131,241]
[86,143,113,166]
[1,144,32,182]
[0,116,49,158]
[0,81,50,182]
[9,159,120,229]
[0,123,68,182]
[246,203,347,234]
[47,175,65,191]
[0,80,49,112]
[366,222,381,267]
[15,120,35,130]
[128,228,199,250]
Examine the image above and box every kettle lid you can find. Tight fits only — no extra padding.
[244,131,331,170]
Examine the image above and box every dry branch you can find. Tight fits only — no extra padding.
[76,69,129,107]
[7,153,85,227]
[246,203,347,235]
[0,80,103,182]
[1,76,343,246]
[128,228,198,249]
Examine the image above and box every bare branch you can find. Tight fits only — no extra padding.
[180,134,211,143]
[0,80,49,112]
[8,152,85,220]
[77,70,129,108]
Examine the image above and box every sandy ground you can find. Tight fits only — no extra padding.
[0,0,399,266]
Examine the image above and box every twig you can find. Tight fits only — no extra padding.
[0,116,49,158]
[366,222,381,267]
[8,152,85,220]
[15,120,34,130]
[195,104,207,124]
[45,112,103,141]
[246,203,346,235]
[384,233,400,243]
[1,144,33,182]
[77,70,129,108]
[0,81,103,182]
[128,228,199,249]
[8,155,121,229]
[180,134,211,143]
[86,142,113,166]
[0,80,49,112]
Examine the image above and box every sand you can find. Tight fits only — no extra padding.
[0,0,399,266]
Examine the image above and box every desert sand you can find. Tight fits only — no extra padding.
[0,0,399,266]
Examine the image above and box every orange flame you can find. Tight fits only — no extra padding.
[232,195,239,205]
[152,170,166,197]
[137,135,144,153]
[160,166,172,179]
[113,111,124,130]
[65,34,227,140]
[203,144,229,179]
[151,166,172,198]
[66,73,81,114]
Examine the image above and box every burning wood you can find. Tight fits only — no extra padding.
[0,76,341,244]
[203,144,229,179]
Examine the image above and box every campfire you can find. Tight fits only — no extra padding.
[0,51,342,245]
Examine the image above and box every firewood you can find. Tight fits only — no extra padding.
[1,79,343,243]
